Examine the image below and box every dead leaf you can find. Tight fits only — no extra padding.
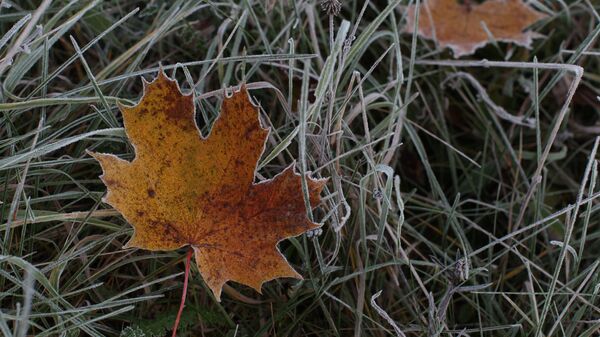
[89,71,326,301]
[405,0,547,57]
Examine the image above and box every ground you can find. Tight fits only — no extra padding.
[0,1,599,336]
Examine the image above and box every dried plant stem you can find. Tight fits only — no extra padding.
[172,248,193,337]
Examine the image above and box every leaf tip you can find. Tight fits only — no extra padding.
[85,149,96,158]
[157,64,168,79]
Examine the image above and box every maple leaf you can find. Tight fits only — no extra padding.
[88,71,326,301]
[406,0,547,57]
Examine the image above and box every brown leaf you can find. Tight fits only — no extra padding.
[88,71,326,301]
[405,0,547,57]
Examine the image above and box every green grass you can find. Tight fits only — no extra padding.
[1,0,600,336]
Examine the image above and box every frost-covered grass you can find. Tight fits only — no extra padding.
[1,0,600,336]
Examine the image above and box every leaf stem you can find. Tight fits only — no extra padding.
[172,247,193,337]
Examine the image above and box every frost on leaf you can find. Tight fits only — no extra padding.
[88,71,326,301]
[405,0,547,57]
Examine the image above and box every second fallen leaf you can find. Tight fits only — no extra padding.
[405,0,547,57]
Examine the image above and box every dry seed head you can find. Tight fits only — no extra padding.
[320,0,341,16]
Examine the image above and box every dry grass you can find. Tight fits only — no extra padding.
[1,0,600,336]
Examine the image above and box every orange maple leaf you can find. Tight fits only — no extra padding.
[406,0,547,57]
[88,71,326,301]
